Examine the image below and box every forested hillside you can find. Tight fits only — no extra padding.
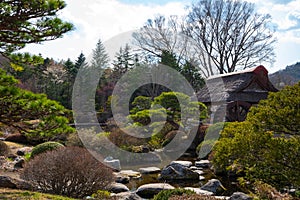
[270,62,300,89]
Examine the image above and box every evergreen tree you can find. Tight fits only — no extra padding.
[0,0,73,54]
[112,44,135,80]
[91,39,109,70]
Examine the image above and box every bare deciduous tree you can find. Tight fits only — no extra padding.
[184,0,276,75]
[133,0,276,78]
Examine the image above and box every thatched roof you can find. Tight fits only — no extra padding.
[197,65,278,103]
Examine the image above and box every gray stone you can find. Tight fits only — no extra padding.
[14,158,25,168]
[138,167,161,174]
[184,187,214,196]
[195,160,211,168]
[109,183,129,193]
[104,156,121,171]
[115,174,130,184]
[0,176,31,190]
[229,192,253,200]
[160,163,199,180]
[0,176,17,188]
[111,191,142,200]
[16,147,33,156]
[201,179,226,194]
[136,183,174,199]
[170,160,193,168]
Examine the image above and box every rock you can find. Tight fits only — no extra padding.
[229,192,253,200]
[109,183,129,193]
[14,157,25,168]
[199,176,205,181]
[201,179,226,194]
[0,176,17,188]
[136,183,174,199]
[170,160,193,168]
[104,156,121,171]
[5,133,27,144]
[17,147,33,156]
[159,163,199,180]
[215,196,230,199]
[195,160,211,168]
[119,170,141,179]
[115,174,130,184]
[111,191,142,200]
[138,167,161,174]
[184,187,214,196]
[0,176,31,190]
[189,166,203,170]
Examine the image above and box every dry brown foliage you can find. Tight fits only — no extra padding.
[21,146,114,198]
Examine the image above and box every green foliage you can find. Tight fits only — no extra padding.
[91,190,111,199]
[197,122,228,158]
[212,82,300,189]
[130,96,152,115]
[31,141,64,158]
[9,53,44,70]
[247,83,300,136]
[153,188,196,200]
[0,0,74,54]
[0,69,74,143]
[0,188,77,200]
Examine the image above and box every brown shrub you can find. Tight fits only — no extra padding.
[21,146,114,198]
[0,141,10,156]
[108,127,148,148]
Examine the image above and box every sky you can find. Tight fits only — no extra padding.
[20,0,300,73]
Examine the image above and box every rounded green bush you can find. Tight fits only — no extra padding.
[31,141,64,158]
[153,188,195,200]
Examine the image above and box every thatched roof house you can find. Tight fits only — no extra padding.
[197,65,278,122]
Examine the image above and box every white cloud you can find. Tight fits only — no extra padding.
[21,0,188,62]
[20,0,300,72]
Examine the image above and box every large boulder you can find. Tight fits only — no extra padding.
[159,163,199,180]
[136,183,174,199]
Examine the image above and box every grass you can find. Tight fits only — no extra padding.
[0,188,77,200]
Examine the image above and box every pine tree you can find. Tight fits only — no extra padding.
[91,39,109,70]
[112,44,135,77]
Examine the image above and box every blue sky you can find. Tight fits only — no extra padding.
[21,0,300,74]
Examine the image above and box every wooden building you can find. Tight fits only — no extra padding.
[197,65,278,122]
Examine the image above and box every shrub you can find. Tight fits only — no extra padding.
[153,188,195,200]
[91,190,111,199]
[212,83,300,189]
[30,141,64,158]
[254,181,292,200]
[21,146,114,198]
[0,141,10,156]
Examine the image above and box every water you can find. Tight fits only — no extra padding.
[124,159,240,196]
